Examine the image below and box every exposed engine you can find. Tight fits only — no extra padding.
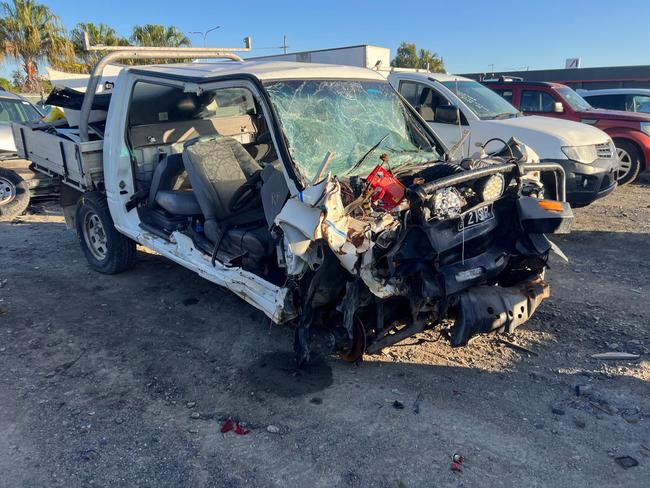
[274,138,573,366]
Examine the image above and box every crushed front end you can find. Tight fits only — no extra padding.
[276,139,573,365]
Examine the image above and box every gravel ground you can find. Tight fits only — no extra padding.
[0,183,648,487]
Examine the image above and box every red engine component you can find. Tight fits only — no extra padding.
[366,163,405,211]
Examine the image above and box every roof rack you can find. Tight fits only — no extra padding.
[79,32,252,141]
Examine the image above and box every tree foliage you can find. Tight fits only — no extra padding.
[0,0,73,92]
[130,24,190,48]
[391,42,445,72]
[69,22,129,72]
[0,75,13,90]
[129,24,192,64]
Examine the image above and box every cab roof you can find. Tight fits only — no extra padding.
[128,60,386,83]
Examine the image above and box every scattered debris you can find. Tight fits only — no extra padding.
[620,407,641,424]
[614,456,639,469]
[413,392,423,414]
[187,428,199,434]
[309,397,323,405]
[220,417,250,435]
[450,453,465,472]
[190,412,200,419]
[551,406,566,416]
[220,417,235,433]
[266,425,280,434]
[392,400,404,410]
[591,352,640,360]
[186,401,196,408]
[575,384,593,397]
[590,401,618,416]
[497,338,538,356]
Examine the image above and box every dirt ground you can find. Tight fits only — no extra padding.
[1,182,649,488]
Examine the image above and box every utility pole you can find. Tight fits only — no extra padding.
[189,26,221,47]
[282,35,288,54]
[488,63,495,73]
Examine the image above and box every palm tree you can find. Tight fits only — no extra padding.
[130,24,191,65]
[130,24,190,48]
[0,0,73,92]
[70,22,128,72]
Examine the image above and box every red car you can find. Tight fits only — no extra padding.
[483,80,650,185]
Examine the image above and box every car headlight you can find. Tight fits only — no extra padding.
[476,174,505,202]
[561,145,598,164]
[641,122,650,137]
[430,187,465,220]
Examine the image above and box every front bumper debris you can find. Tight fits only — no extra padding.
[451,277,549,347]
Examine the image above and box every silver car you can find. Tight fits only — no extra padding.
[0,90,57,220]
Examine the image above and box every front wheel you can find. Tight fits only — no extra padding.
[0,167,30,221]
[614,140,641,185]
[75,192,136,274]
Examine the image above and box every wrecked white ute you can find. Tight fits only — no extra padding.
[13,61,573,366]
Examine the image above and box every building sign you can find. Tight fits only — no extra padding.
[565,58,581,69]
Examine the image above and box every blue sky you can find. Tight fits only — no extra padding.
[2,0,650,79]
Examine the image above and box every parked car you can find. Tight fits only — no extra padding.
[577,88,650,114]
[483,80,650,185]
[12,51,573,366]
[0,89,58,220]
[385,71,618,207]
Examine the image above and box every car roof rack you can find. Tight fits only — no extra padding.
[78,32,252,141]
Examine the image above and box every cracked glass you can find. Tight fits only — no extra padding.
[264,80,441,181]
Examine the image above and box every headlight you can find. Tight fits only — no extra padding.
[641,122,650,137]
[561,145,598,164]
[430,187,465,220]
[476,174,505,202]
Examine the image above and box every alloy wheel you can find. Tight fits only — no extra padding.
[0,176,16,206]
[616,148,633,181]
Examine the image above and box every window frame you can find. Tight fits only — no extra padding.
[520,89,557,113]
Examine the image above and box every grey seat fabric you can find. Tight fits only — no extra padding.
[182,136,265,245]
[148,153,201,215]
[155,190,202,215]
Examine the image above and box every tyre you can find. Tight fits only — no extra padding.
[0,167,30,221]
[614,139,642,185]
[75,192,136,274]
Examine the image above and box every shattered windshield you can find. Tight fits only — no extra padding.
[264,80,441,181]
[442,80,519,120]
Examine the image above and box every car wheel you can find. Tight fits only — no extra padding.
[0,167,30,221]
[75,191,136,274]
[614,140,641,185]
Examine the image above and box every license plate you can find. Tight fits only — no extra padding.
[458,204,494,231]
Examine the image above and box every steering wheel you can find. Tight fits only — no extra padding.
[229,171,262,213]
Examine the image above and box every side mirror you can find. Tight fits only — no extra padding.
[553,102,564,113]
[435,105,460,124]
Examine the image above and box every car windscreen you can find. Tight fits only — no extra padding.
[556,87,592,112]
[264,79,441,181]
[0,98,41,123]
[442,80,519,120]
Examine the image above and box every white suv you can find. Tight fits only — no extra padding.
[386,71,619,207]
